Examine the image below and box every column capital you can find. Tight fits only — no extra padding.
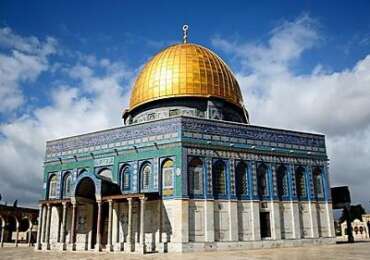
[127,197,133,201]
[140,196,148,201]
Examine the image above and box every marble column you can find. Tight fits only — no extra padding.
[60,202,67,248]
[136,200,140,243]
[56,207,61,243]
[125,198,133,252]
[69,203,76,249]
[138,197,147,253]
[107,200,113,251]
[113,201,122,251]
[158,200,162,243]
[41,204,47,243]
[35,204,43,249]
[45,204,52,249]
[95,201,102,251]
[0,217,5,248]
[15,221,19,247]
[157,199,165,253]
[28,222,33,247]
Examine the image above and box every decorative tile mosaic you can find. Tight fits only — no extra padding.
[229,159,235,195]
[206,158,212,196]
[45,116,326,162]
[181,117,325,149]
[46,118,181,158]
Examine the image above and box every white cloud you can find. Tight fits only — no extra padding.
[0,27,57,57]
[0,28,133,205]
[213,14,319,77]
[213,15,370,210]
[0,27,57,113]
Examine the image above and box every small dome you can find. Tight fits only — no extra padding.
[129,43,244,111]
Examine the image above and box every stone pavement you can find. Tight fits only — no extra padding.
[1,242,370,260]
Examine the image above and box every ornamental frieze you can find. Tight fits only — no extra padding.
[186,147,326,166]
[46,118,182,156]
[181,117,325,148]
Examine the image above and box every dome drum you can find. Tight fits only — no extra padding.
[123,96,249,125]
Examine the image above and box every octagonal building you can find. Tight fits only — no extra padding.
[36,28,335,254]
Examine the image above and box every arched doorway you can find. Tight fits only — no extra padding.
[7,216,18,242]
[74,177,103,249]
[75,177,96,200]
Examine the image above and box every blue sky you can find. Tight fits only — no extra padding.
[1,0,370,118]
[1,0,370,211]
[2,0,370,69]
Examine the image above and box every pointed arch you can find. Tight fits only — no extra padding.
[313,166,323,199]
[276,164,288,200]
[78,168,88,176]
[295,166,306,200]
[235,161,248,198]
[162,159,174,189]
[212,160,226,196]
[257,163,268,199]
[97,168,113,182]
[62,171,73,198]
[48,174,58,199]
[188,157,203,196]
[73,173,102,200]
[75,177,96,200]
[140,162,152,191]
[120,164,132,192]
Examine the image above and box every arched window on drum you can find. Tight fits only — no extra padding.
[63,172,73,198]
[162,159,174,189]
[235,161,248,198]
[48,174,58,199]
[188,158,203,196]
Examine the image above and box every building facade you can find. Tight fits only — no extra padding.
[36,30,335,253]
[0,204,38,247]
[339,214,370,240]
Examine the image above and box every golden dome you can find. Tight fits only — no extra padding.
[129,43,244,111]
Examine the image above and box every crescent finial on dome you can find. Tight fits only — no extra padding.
[182,24,189,43]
